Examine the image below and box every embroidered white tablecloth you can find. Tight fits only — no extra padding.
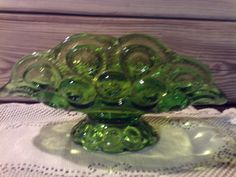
[0,103,235,177]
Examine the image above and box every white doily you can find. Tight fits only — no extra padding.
[0,103,236,177]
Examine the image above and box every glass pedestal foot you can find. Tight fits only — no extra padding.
[71,118,159,153]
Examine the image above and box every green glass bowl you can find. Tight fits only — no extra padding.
[0,33,226,153]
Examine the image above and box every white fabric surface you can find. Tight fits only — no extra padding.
[0,103,235,177]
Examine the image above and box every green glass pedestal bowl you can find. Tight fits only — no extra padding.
[0,33,226,153]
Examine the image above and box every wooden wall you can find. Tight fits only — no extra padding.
[0,1,236,103]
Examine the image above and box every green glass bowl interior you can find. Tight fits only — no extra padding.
[0,33,227,153]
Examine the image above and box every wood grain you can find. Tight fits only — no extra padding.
[0,0,236,20]
[0,13,236,103]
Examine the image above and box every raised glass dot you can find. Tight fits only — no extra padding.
[157,90,189,112]
[102,128,123,152]
[23,63,61,88]
[66,45,103,77]
[122,126,143,151]
[120,45,158,80]
[59,78,96,106]
[96,71,130,103]
[131,78,165,107]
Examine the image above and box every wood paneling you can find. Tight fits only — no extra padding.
[0,0,236,20]
[0,13,236,103]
